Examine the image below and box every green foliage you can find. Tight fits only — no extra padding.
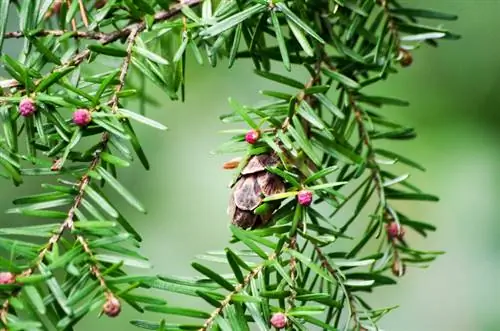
[0,0,457,330]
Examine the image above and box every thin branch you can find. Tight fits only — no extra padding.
[67,27,140,300]
[378,0,401,51]
[0,157,100,320]
[110,28,139,110]
[320,50,387,215]
[199,252,278,331]
[350,97,386,206]
[313,244,360,329]
[3,29,107,40]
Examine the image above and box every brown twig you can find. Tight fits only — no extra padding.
[3,29,107,40]
[313,244,360,328]
[199,253,277,331]
[68,28,140,301]
[350,97,386,206]
[378,0,401,51]
[110,28,139,111]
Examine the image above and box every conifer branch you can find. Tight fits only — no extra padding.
[1,23,142,323]
[0,0,202,90]
[0,1,456,329]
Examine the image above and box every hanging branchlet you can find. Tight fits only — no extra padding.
[0,0,457,330]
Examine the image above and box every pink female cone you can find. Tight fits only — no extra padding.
[19,98,36,117]
[73,109,92,126]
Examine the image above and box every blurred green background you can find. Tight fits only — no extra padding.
[2,1,500,330]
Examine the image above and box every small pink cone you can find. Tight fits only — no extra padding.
[73,109,92,127]
[270,312,287,329]
[297,190,313,206]
[19,98,36,117]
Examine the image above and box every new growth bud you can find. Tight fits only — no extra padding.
[103,295,121,317]
[19,98,36,117]
[398,49,413,67]
[73,109,92,127]
[0,272,15,284]
[297,190,313,206]
[245,129,260,144]
[386,222,405,239]
[270,312,287,329]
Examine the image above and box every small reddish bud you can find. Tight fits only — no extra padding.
[0,272,15,284]
[103,296,121,317]
[297,190,313,206]
[398,49,413,67]
[270,312,287,329]
[386,222,404,239]
[19,98,36,117]
[73,109,92,127]
[245,129,260,144]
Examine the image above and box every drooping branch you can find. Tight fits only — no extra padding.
[2,10,162,322]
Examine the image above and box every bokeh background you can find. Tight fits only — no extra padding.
[2,1,500,330]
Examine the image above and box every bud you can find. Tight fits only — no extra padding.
[297,190,313,207]
[245,129,260,144]
[103,295,121,317]
[19,98,36,117]
[73,109,92,127]
[270,312,287,329]
[399,49,413,67]
[386,222,404,239]
[0,272,15,284]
